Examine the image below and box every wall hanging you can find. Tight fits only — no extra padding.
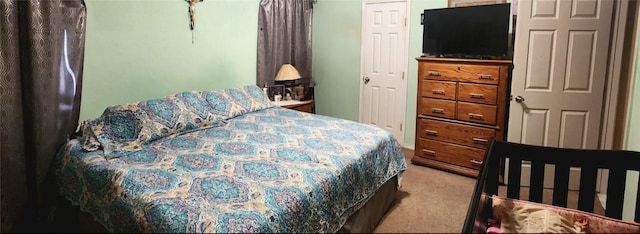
[187,0,204,43]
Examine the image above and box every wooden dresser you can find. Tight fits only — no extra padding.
[413,57,511,178]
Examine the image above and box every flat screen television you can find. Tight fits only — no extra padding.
[422,3,511,59]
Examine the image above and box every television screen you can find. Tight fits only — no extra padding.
[422,3,511,59]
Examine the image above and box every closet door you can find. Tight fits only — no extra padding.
[508,0,614,189]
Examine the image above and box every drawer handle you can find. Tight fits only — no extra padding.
[470,93,485,99]
[428,71,441,76]
[470,159,483,165]
[431,108,445,114]
[425,130,438,136]
[478,74,493,79]
[423,149,436,157]
[472,138,489,144]
[431,89,445,95]
[469,113,484,119]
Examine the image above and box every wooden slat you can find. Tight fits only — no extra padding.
[507,158,522,199]
[485,148,500,196]
[552,163,570,207]
[605,168,626,219]
[636,178,640,223]
[529,161,545,203]
[577,166,598,213]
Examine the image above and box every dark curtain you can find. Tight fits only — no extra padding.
[257,0,313,88]
[0,0,86,232]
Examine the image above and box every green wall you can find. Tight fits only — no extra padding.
[80,0,259,121]
[312,0,362,122]
[313,0,446,149]
[623,30,640,221]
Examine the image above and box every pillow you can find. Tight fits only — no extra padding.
[79,85,273,158]
[205,85,273,118]
[492,195,640,233]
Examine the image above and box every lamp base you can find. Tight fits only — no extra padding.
[276,80,296,88]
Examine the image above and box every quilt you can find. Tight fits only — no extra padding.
[54,86,407,233]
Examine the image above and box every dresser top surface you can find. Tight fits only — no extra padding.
[416,57,512,65]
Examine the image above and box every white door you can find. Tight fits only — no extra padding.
[508,0,614,189]
[359,0,408,145]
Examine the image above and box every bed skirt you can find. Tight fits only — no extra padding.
[338,176,398,233]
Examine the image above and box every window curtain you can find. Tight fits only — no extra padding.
[0,0,86,232]
[256,0,313,88]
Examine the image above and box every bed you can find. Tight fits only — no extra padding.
[463,139,640,233]
[54,85,407,233]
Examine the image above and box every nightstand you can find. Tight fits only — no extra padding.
[273,99,314,113]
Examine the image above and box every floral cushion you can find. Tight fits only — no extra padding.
[492,195,640,233]
[79,85,273,158]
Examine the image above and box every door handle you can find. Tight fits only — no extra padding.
[424,130,438,136]
[364,77,371,84]
[477,74,493,79]
[428,71,441,76]
[469,93,485,99]
[515,95,525,103]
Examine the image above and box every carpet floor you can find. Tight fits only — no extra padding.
[373,148,604,233]
[374,148,477,233]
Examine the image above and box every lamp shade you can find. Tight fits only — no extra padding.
[274,64,302,81]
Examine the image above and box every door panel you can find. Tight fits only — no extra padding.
[565,32,596,92]
[521,109,548,147]
[559,111,588,149]
[525,31,553,90]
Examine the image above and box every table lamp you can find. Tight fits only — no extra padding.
[275,64,303,100]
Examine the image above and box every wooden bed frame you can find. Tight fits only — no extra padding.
[463,139,640,233]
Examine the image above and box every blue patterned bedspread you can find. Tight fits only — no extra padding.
[56,107,407,233]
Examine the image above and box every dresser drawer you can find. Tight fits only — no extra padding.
[421,80,456,100]
[423,63,500,85]
[458,83,497,105]
[417,139,485,169]
[421,63,451,81]
[419,119,496,149]
[457,102,497,125]
[421,98,456,119]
